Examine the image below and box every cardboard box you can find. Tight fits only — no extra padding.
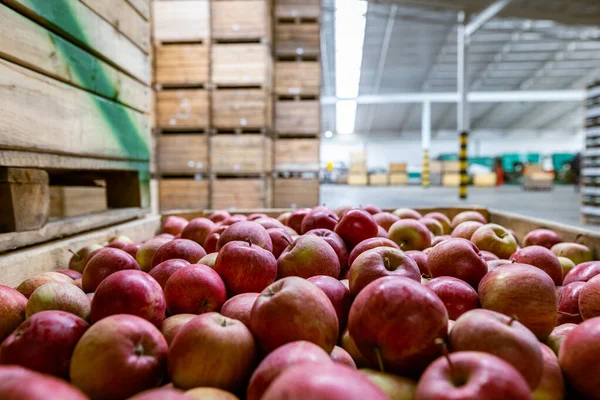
[369,174,388,186]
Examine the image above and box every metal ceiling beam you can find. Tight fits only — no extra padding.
[465,0,512,36]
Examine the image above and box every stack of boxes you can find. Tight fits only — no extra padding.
[348,152,368,185]
[583,81,600,224]
[442,161,461,187]
[429,161,443,186]
[389,163,408,186]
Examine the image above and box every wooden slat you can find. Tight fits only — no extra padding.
[212,0,270,41]
[212,178,266,209]
[126,0,150,20]
[0,58,150,161]
[155,44,209,86]
[158,134,208,175]
[0,4,150,113]
[275,61,321,96]
[275,100,320,135]
[212,44,272,86]
[275,23,320,56]
[78,0,150,53]
[50,186,107,217]
[212,89,271,129]
[0,151,149,172]
[159,179,209,211]
[0,216,160,287]
[0,168,49,233]
[156,89,210,130]
[211,135,272,174]
[275,138,320,172]
[4,0,150,84]
[273,178,319,208]
[153,0,210,43]
[275,0,320,19]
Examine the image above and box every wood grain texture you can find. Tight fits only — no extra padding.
[212,178,267,209]
[212,0,270,40]
[275,61,320,96]
[275,0,320,19]
[126,0,150,20]
[0,4,150,113]
[212,89,271,129]
[0,168,49,233]
[275,100,320,135]
[153,0,209,43]
[155,44,209,85]
[274,138,320,172]
[275,23,320,56]
[272,177,319,208]
[156,89,210,130]
[159,179,209,211]
[158,134,208,175]
[211,135,272,174]
[50,186,107,217]
[0,151,149,172]
[212,44,272,86]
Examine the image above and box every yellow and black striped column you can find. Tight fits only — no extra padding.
[422,150,430,188]
[459,131,468,199]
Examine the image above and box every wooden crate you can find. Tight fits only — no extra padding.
[430,161,443,173]
[275,100,320,135]
[155,44,210,86]
[275,139,320,172]
[275,61,321,96]
[152,0,210,43]
[156,89,209,130]
[50,187,108,218]
[275,0,320,19]
[159,178,209,211]
[349,164,367,174]
[212,178,269,209]
[158,134,208,175]
[348,173,368,186]
[211,135,272,174]
[474,173,497,187]
[389,173,408,185]
[443,174,461,187]
[212,0,271,41]
[273,177,319,208]
[389,163,407,173]
[369,174,389,186]
[212,89,272,129]
[212,44,272,87]
[275,22,320,56]
[444,161,461,173]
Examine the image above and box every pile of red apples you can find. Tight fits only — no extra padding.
[1,205,599,400]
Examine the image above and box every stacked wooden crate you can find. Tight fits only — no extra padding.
[442,161,461,187]
[389,163,408,186]
[348,152,368,185]
[583,83,600,223]
[0,0,152,252]
[430,161,443,186]
[272,0,321,207]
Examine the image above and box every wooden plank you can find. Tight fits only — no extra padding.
[78,0,150,53]
[156,89,210,130]
[159,179,209,211]
[0,216,160,287]
[50,186,107,217]
[153,1,210,43]
[273,177,319,208]
[275,0,320,19]
[0,151,149,172]
[211,135,272,174]
[0,4,150,113]
[126,0,150,20]
[155,44,209,86]
[0,168,49,233]
[158,134,208,175]
[212,178,266,209]
[4,0,150,84]
[212,44,272,86]
[0,58,150,161]
[275,61,320,96]
[275,100,320,135]
[212,0,270,41]
[274,138,320,172]
[212,89,271,129]
[275,22,320,56]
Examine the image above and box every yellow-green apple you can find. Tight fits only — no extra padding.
[246,340,332,400]
[70,314,168,399]
[26,282,90,320]
[186,387,239,400]
[215,240,277,295]
[198,252,218,268]
[162,216,188,235]
[578,274,600,320]
[348,247,420,296]
[151,239,207,268]
[415,351,532,400]
[106,235,134,249]
[307,275,352,332]
[0,285,27,342]
[546,323,577,355]
[91,270,166,325]
[348,277,448,375]
[406,250,430,275]
[557,282,585,325]
[563,261,600,285]
[558,317,600,399]
[510,245,563,285]
[68,244,103,273]
[0,310,88,377]
[524,229,562,249]
[451,221,484,240]
[478,263,557,340]
[181,218,216,246]
[558,256,576,280]
[208,210,230,224]
[420,217,444,237]
[266,228,292,259]
[425,277,479,320]
[248,212,268,221]
[334,209,379,249]
[254,217,285,230]
[129,387,188,400]
[17,272,73,298]
[287,208,311,234]
[250,277,339,354]
[330,346,356,368]
[348,237,400,268]
[373,212,400,231]
[551,242,593,265]
[423,212,452,234]
[277,211,291,225]
[335,205,352,217]
[362,204,383,215]
[358,369,417,400]
[204,225,229,253]
[533,343,565,400]
[217,221,273,252]
[427,238,488,288]
[221,293,259,327]
[388,219,432,251]
[392,208,422,220]
[0,365,88,399]
[137,237,172,272]
[449,309,543,389]
[122,242,142,258]
[164,265,226,315]
[159,314,195,346]
[56,269,82,280]
[341,329,369,367]
[149,259,190,289]
[168,313,257,391]
[471,224,518,259]
[431,235,451,246]
[451,211,487,228]
[277,235,340,279]
[300,210,338,234]
[82,248,140,293]
[305,229,349,275]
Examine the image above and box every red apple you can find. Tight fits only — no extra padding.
[330,346,356,368]
[277,211,291,225]
[121,242,142,258]
[221,293,259,328]
[0,285,27,342]
[287,208,311,234]
[217,221,273,253]
[341,329,369,368]
[449,309,543,389]
[420,217,445,236]
[431,235,451,246]
[26,282,90,320]
[156,233,175,239]
[246,340,333,400]
[165,265,227,315]
[388,219,432,251]
[160,314,196,346]
[510,245,563,285]
[204,225,229,253]
[563,260,600,285]
[300,210,338,234]
[373,212,400,231]
[557,282,585,325]
[266,228,292,259]
[70,277,81,290]
[222,214,247,226]
[362,204,382,215]
[348,237,400,268]
[551,242,593,265]
[91,270,166,326]
[427,238,488,288]
[149,259,191,289]
[450,211,487,228]
[415,351,532,400]
[423,212,452,234]
[17,272,73,298]
[334,209,379,249]
[478,263,557,340]
[533,343,565,400]
[524,229,562,249]
[406,250,430,276]
[82,247,140,293]
[198,252,218,268]
[248,212,268,221]
[335,205,352,217]
[349,276,448,375]
[215,240,277,295]
[106,235,134,250]
[471,224,518,259]
[451,221,484,240]
[307,275,352,332]
[250,277,339,354]
[0,310,88,377]
[479,250,499,261]
[162,216,188,235]
[208,210,231,223]
[578,274,600,320]
[305,229,349,275]
[392,208,422,220]
[137,237,172,272]
[425,277,479,320]
[358,369,417,400]
[261,363,387,400]
[377,226,388,237]
[348,247,420,296]
[546,323,577,355]
[151,239,206,268]
[254,217,285,230]
[181,218,217,246]
[56,269,82,280]
[277,235,340,279]
[0,365,88,399]
[168,313,257,391]
[68,244,104,273]
[487,259,511,271]
[70,314,168,399]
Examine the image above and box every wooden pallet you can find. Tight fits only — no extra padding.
[211,0,271,43]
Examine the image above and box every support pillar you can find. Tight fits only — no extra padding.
[421,101,431,188]
[457,12,470,200]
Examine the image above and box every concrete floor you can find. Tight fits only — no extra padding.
[320,184,598,231]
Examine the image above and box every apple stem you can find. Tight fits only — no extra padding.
[508,315,519,326]
[435,338,456,379]
[384,257,391,270]
[221,318,228,327]
[374,347,385,373]
[557,311,580,318]
[68,249,80,260]
[421,273,431,279]
[245,237,253,247]
[281,235,293,247]
[574,234,585,245]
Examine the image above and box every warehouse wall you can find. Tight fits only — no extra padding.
[321,131,585,170]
